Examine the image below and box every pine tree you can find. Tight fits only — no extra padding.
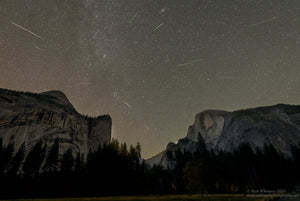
[1,140,14,176]
[23,141,45,178]
[291,143,300,182]
[166,149,173,161]
[120,142,128,156]
[110,138,120,153]
[129,145,137,160]
[43,138,59,173]
[60,148,74,174]
[8,142,25,176]
[74,153,84,175]
[0,138,4,176]
[136,142,141,158]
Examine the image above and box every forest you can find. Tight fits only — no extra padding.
[0,137,300,198]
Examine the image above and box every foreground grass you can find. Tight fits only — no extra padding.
[7,194,276,201]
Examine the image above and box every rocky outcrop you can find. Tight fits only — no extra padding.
[147,104,300,167]
[187,110,229,148]
[0,88,111,158]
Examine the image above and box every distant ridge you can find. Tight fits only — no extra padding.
[147,103,300,167]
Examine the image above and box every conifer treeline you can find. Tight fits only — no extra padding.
[168,141,300,194]
[0,138,172,198]
[0,137,300,198]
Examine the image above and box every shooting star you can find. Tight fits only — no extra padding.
[189,58,203,63]
[79,82,92,85]
[122,100,132,109]
[249,16,279,27]
[160,8,166,14]
[34,46,44,51]
[222,76,240,79]
[191,46,206,53]
[144,124,150,131]
[129,121,135,127]
[129,12,138,24]
[153,23,164,31]
[11,21,42,39]
[176,63,193,67]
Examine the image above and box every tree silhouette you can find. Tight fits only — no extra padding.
[74,153,84,175]
[184,160,205,193]
[60,148,74,174]
[120,142,128,156]
[43,138,59,173]
[0,138,4,176]
[0,139,14,176]
[8,142,25,176]
[23,141,45,178]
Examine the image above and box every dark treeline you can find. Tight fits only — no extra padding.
[167,140,300,194]
[0,137,300,198]
[0,138,172,198]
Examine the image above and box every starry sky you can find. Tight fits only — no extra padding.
[0,0,299,158]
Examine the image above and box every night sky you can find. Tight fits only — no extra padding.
[0,1,299,158]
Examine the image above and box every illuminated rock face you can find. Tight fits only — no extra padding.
[147,104,300,168]
[187,110,229,148]
[0,88,111,158]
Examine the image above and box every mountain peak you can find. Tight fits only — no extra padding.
[40,90,76,112]
[147,103,300,168]
[0,88,111,163]
[40,90,66,97]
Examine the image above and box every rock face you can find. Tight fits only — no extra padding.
[147,104,300,167]
[187,110,229,148]
[0,88,111,158]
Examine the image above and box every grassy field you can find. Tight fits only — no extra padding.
[6,194,277,201]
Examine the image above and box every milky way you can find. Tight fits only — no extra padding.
[0,1,299,158]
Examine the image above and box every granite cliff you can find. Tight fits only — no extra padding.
[0,88,111,160]
[147,104,300,167]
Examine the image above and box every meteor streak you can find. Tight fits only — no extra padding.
[11,21,42,39]
[129,12,138,24]
[189,59,203,63]
[222,76,240,79]
[153,23,164,31]
[79,82,92,85]
[176,63,192,67]
[249,16,279,26]
[34,46,44,51]
[122,100,132,109]
[144,124,150,130]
